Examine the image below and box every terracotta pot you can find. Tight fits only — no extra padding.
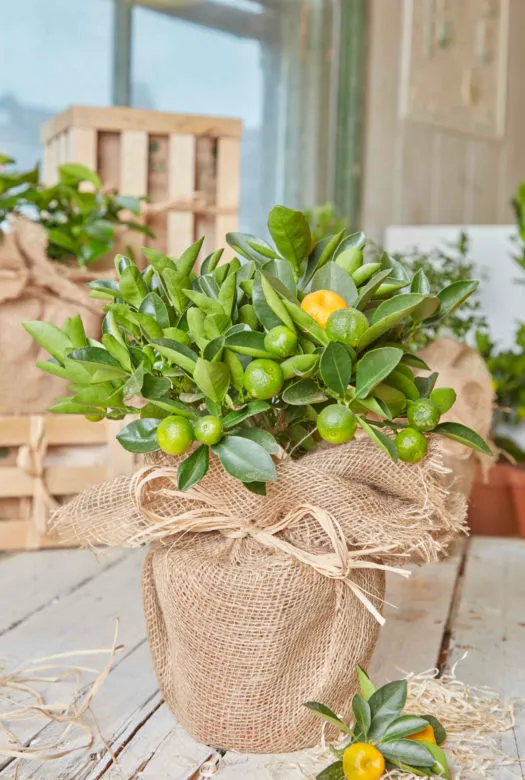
[467,463,517,536]
[507,466,525,539]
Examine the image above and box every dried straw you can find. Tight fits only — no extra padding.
[0,621,120,764]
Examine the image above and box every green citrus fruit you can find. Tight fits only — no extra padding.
[430,387,457,414]
[264,326,298,357]
[335,247,363,275]
[395,427,428,463]
[407,398,441,431]
[244,359,284,400]
[317,404,357,444]
[156,415,194,455]
[326,307,369,347]
[85,413,104,422]
[194,415,223,445]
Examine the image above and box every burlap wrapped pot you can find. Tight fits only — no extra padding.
[50,437,466,753]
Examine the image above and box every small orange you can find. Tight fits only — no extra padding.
[406,724,436,744]
[300,289,348,329]
[342,743,385,779]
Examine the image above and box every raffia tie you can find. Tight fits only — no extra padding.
[131,466,410,625]
[16,416,58,536]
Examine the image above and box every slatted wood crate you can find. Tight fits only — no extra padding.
[0,415,135,551]
[41,106,242,262]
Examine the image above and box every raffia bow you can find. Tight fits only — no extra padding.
[131,465,410,625]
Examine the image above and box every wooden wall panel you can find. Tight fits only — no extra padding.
[362,0,525,241]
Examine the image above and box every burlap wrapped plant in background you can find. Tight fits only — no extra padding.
[417,338,494,496]
[0,217,102,414]
[51,437,466,754]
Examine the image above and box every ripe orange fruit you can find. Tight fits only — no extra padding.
[300,289,348,329]
[342,743,385,779]
[407,723,437,744]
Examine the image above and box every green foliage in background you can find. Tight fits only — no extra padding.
[25,205,489,492]
[306,202,348,243]
[0,155,152,266]
[394,233,488,350]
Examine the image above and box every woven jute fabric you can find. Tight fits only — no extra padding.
[50,437,465,752]
[0,217,102,413]
[417,338,494,496]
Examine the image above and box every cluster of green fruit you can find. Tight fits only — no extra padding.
[24,205,490,492]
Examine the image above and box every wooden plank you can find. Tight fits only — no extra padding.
[119,130,149,261]
[146,134,169,252]
[0,550,145,770]
[369,541,465,685]
[215,137,241,259]
[446,537,525,775]
[167,134,196,257]
[195,136,217,258]
[465,139,501,224]
[68,126,97,170]
[0,416,110,447]
[433,131,469,224]
[0,466,107,498]
[0,548,125,635]
[42,106,242,144]
[42,139,59,186]
[0,520,66,551]
[398,121,436,224]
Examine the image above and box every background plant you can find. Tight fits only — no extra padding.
[0,155,152,267]
[306,203,348,243]
[25,205,489,493]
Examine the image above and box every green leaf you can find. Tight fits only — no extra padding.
[203,336,225,362]
[243,481,267,495]
[184,289,225,317]
[402,353,430,370]
[355,269,391,309]
[223,401,270,429]
[119,264,147,307]
[212,436,277,483]
[267,205,311,272]
[433,422,492,455]
[63,315,88,348]
[302,230,345,285]
[282,379,328,406]
[264,258,298,295]
[281,354,319,380]
[218,272,237,316]
[162,268,191,313]
[357,666,376,701]
[352,694,371,737]
[436,280,479,319]
[102,310,127,345]
[201,248,224,275]
[379,740,435,768]
[149,398,196,418]
[411,268,431,294]
[368,680,407,740]
[116,419,161,453]
[176,236,205,277]
[114,194,142,215]
[316,761,345,780]
[59,162,102,188]
[281,299,329,346]
[382,715,430,741]
[177,445,209,491]
[139,292,170,329]
[259,273,296,330]
[336,230,366,252]
[225,330,274,358]
[226,232,275,267]
[303,702,352,735]
[421,715,447,746]
[357,417,399,462]
[357,294,428,350]
[101,334,133,372]
[224,349,245,392]
[123,363,145,397]
[419,741,450,777]
[87,279,121,299]
[23,321,72,362]
[68,347,122,369]
[319,342,352,395]
[193,358,230,403]
[311,262,358,306]
[153,339,198,374]
[355,347,403,399]
[232,428,280,455]
[47,402,102,415]
[141,374,172,400]
[414,372,439,398]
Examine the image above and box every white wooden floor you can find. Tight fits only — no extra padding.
[0,538,523,779]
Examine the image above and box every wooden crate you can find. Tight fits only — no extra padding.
[41,106,242,261]
[0,415,135,551]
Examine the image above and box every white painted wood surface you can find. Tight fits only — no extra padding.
[0,539,523,778]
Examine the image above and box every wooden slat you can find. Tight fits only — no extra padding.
[465,139,501,224]
[119,130,149,261]
[41,106,242,143]
[0,466,108,498]
[0,415,110,446]
[433,131,470,224]
[215,137,241,259]
[446,537,525,775]
[398,121,436,224]
[167,134,196,256]
[146,134,170,252]
[0,520,61,551]
[67,126,97,170]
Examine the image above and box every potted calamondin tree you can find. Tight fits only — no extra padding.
[25,206,489,754]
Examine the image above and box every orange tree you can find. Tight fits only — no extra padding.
[24,205,490,493]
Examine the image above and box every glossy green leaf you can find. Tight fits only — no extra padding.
[141,374,172,400]
[259,273,295,330]
[212,435,277,482]
[225,330,274,358]
[59,162,102,188]
[267,205,311,272]
[218,272,237,316]
[379,740,435,768]
[357,665,376,701]
[68,347,121,369]
[436,280,479,319]
[193,358,230,402]
[63,315,88,349]
[47,402,102,415]
[282,379,328,406]
[368,679,407,740]
[226,232,275,267]
[139,292,170,329]
[101,334,133,372]
[352,694,371,737]
[264,258,297,295]
[357,294,427,350]
[411,268,431,294]
[148,398,196,418]
[223,401,270,429]
[316,761,345,780]
[116,419,161,453]
[352,262,382,286]
[123,363,145,398]
[243,480,267,495]
[176,236,204,277]
[281,300,329,346]
[303,229,345,286]
[233,428,280,455]
[224,348,245,392]
[200,248,224,275]
[419,741,450,778]
[319,342,352,394]
[355,269,391,309]
[402,353,430,370]
[153,339,198,373]
[184,288,225,317]
[355,347,403,399]
[414,371,439,398]
[357,417,399,462]
[281,354,319,380]
[433,422,492,455]
[119,264,147,307]
[382,715,430,741]
[311,262,358,306]
[421,715,447,746]
[177,445,209,491]
[22,321,72,362]
[303,702,352,735]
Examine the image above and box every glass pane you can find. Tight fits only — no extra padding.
[132,2,276,234]
[0,0,112,169]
